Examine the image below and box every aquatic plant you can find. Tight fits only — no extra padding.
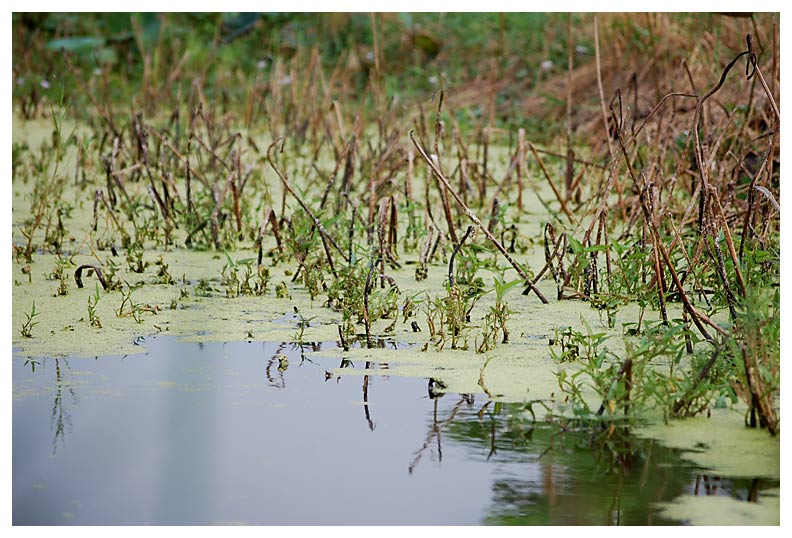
[20,302,39,338]
[86,284,102,328]
[477,274,521,353]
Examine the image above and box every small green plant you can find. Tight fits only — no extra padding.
[424,282,483,351]
[275,281,290,299]
[195,278,215,297]
[154,256,176,285]
[170,286,191,309]
[220,253,245,296]
[477,275,520,353]
[293,308,316,344]
[20,301,39,338]
[116,284,146,323]
[48,255,71,296]
[87,284,102,328]
[301,261,326,301]
[220,253,242,297]
[327,263,368,338]
[221,254,268,297]
[254,266,270,295]
[101,259,123,291]
[126,242,148,274]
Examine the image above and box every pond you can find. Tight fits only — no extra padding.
[12,337,778,525]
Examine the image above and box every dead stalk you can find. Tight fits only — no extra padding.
[410,130,548,304]
[593,15,614,159]
[74,264,108,290]
[267,138,347,272]
[448,226,474,288]
[527,142,574,222]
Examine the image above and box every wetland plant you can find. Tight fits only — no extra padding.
[20,302,39,338]
[86,284,102,328]
[116,284,146,323]
[477,275,521,353]
[48,255,72,296]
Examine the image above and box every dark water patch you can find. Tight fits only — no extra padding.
[12,337,777,525]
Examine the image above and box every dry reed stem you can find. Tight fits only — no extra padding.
[594,15,614,160]
[517,128,525,211]
[411,131,548,304]
[565,12,574,198]
[527,143,574,223]
[266,139,347,271]
[432,91,459,245]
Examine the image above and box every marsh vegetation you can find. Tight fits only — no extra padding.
[12,13,780,525]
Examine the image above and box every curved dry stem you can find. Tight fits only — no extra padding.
[74,264,108,290]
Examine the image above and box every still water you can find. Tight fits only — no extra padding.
[12,337,769,525]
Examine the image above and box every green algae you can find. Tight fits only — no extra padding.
[656,489,780,525]
[635,408,780,479]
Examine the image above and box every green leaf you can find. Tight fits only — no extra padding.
[493,277,522,301]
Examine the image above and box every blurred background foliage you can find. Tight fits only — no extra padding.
[12,12,775,138]
[12,13,581,131]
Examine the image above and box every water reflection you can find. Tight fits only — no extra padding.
[12,337,778,525]
[264,343,288,388]
[435,402,779,525]
[49,359,76,454]
[363,362,375,431]
[17,357,78,455]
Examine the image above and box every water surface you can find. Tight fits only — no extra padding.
[12,337,774,525]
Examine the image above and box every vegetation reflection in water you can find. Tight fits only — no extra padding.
[12,337,777,525]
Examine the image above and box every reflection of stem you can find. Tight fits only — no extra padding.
[639,442,652,490]
[434,399,442,463]
[50,359,74,454]
[607,475,623,525]
[362,362,375,431]
[477,400,491,421]
[542,461,557,507]
[748,478,761,502]
[487,415,497,461]
[409,397,465,474]
[265,343,287,388]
